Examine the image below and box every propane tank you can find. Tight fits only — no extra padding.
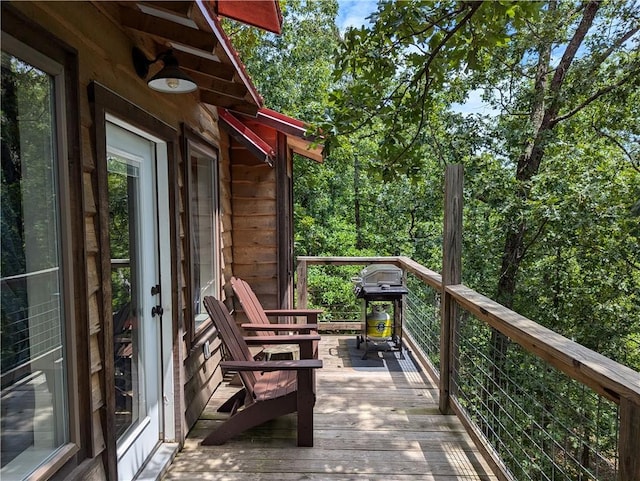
[366,304,392,339]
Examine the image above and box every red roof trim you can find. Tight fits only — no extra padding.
[219,109,275,165]
[257,108,307,136]
[212,0,283,34]
[252,108,323,146]
[259,108,306,128]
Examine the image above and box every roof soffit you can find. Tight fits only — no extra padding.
[106,0,322,161]
[113,0,261,115]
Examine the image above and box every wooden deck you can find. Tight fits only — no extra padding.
[163,335,498,480]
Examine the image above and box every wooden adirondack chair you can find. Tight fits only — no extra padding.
[231,276,322,358]
[201,296,322,447]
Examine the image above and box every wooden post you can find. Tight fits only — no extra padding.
[440,164,463,414]
[296,259,308,308]
[619,397,640,481]
[276,131,294,309]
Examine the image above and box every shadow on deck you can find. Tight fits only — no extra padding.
[163,335,498,480]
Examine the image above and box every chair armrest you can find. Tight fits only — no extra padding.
[263,309,323,320]
[220,359,322,372]
[263,309,322,324]
[241,323,318,333]
[244,334,320,344]
[245,334,319,359]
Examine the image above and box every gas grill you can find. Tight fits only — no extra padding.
[353,264,407,359]
[353,264,408,300]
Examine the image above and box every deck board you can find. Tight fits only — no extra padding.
[163,335,497,480]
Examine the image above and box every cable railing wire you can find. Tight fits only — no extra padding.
[452,312,619,481]
[404,274,441,373]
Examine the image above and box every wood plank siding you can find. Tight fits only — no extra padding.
[230,140,281,311]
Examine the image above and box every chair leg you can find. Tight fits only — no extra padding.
[217,388,246,414]
[202,394,297,446]
[296,369,315,447]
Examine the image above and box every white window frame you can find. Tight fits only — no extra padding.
[184,134,220,340]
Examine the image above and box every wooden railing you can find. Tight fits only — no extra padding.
[296,255,640,481]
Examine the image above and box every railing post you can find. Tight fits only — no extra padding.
[440,164,463,414]
[619,397,640,480]
[296,259,308,308]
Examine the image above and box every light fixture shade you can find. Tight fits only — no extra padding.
[146,51,197,93]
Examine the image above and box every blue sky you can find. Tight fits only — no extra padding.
[336,0,376,32]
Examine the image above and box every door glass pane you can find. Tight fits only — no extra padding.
[1,53,69,479]
[108,156,146,440]
[190,151,217,331]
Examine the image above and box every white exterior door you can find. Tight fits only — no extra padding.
[106,120,170,481]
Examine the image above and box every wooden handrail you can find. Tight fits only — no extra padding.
[445,282,640,479]
[295,256,442,289]
[446,284,640,405]
[296,256,402,266]
[396,256,442,290]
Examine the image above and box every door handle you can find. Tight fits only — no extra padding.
[151,305,164,317]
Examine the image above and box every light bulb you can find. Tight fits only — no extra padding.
[165,78,180,89]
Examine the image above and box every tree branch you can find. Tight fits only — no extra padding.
[427,120,449,168]
[551,66,640,126]
[386,76,433,168]
[592,124,640,173]
[393,6,464,47]
[411,1,484,85]
[520,219,549,262]
[594,24,639,67]
[549,0,601,95]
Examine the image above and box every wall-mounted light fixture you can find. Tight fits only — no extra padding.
[132,47,198,94]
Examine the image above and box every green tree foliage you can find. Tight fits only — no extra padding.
[325,1,541,162]
[226,0,339,118]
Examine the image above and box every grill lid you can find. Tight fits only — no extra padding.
[352,264,406,299]
[353,264,404,287]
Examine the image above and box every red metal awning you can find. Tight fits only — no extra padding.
[211,0,283,34]
[221,108,324,164]
[218,109,275,165]
[257,108,308,137]
[255,108,324,162]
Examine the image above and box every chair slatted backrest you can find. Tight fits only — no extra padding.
[231,277,275,336]
[203,296,258,394]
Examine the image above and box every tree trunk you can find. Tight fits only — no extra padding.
[354,156,363,249]
[496,0,600,308]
